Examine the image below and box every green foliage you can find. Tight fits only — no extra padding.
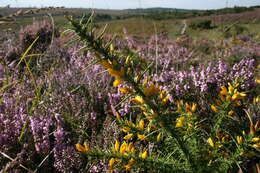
[189,19,213,30]
[223,24,248,38]
[69,15,260,173]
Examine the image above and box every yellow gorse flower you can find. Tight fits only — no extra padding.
[113,78,123,87]
[100,60,112,69]
[132,96,145,104]
[124,164,132,170]
[207,138,215,148]
[124,158,135,170]
[114,140,120,152]
[120,141,128,153]
[252,137,260,143]
[109,158,117,169]
[108,68,125,77]
[220,86,228,95]
[236,136,243,145]
[126,142,135,153]
[115,141,136,154]
[143,83,159,96]
[176,116,186,128]
[75,142,91,152]
[231,92,246,101]
[119,87,132,94]
[160,90,170,105]
[138,119,145,130]
[122,127,131,133]
[252,143,260,149]
[211,105,219,113]
[191,103,197,113]
[156,133,162,142]
[228,110,235,116]
[185,103,197,114]
[137,134,147,141]
[253,97,259,103]
[140,150,148,159]
[75,144,85,152]
[123,133,133,140]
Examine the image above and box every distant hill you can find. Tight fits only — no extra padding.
[125,7,192,13]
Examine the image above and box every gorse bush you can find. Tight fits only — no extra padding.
[0,14,259,173]
[67,16,260,172]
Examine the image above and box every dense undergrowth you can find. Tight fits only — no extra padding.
[0,14,259,173]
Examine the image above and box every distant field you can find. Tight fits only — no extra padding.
[0,7,260,40]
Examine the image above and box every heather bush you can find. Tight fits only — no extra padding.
[19,20,59,53]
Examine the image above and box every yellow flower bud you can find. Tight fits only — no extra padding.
[113,78,122,87]
[128,158,135,164]
[109,44,114,52]
[138,119,145,130]
[75,144,86,152]
[228,110,235,116]
[252,143,260,149]
[109,158,116,168]
[253,97,259,103]
[123,133,133,140]
[83,142,91,152]
[185,103,191,112]
[137,134,146,141]
[252,137,260,143]
[236,136,243,145]
[226,95,232,101]
[220,86,228,95]
[75,142,91,152]
[119,87,132,94]
[122,127,131,133]
[140,150,148,159]
[127,142,135,153]
[157,133,162,142]
[108,68,125,77]
[125,56,131,64]
[211,105,219,113]
[191,103,197,113]
[144,83,159,96]
[176,122,184,128]
[120,141,127,153]
[207,138,215,148]
[176,117,186,128]
[232,93,239,101]
[132,96,145,104]
[100,60,112,69]
[124,164,132,170]
[114,140,120,152]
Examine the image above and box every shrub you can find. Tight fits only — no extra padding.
[67,16,260,173]
[189,19,213,30]
[19,20,59,53]
[223,24,248,38]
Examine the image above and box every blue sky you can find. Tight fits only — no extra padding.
[1,0,260,9]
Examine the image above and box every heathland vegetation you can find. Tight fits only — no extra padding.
[0,5,259,173]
